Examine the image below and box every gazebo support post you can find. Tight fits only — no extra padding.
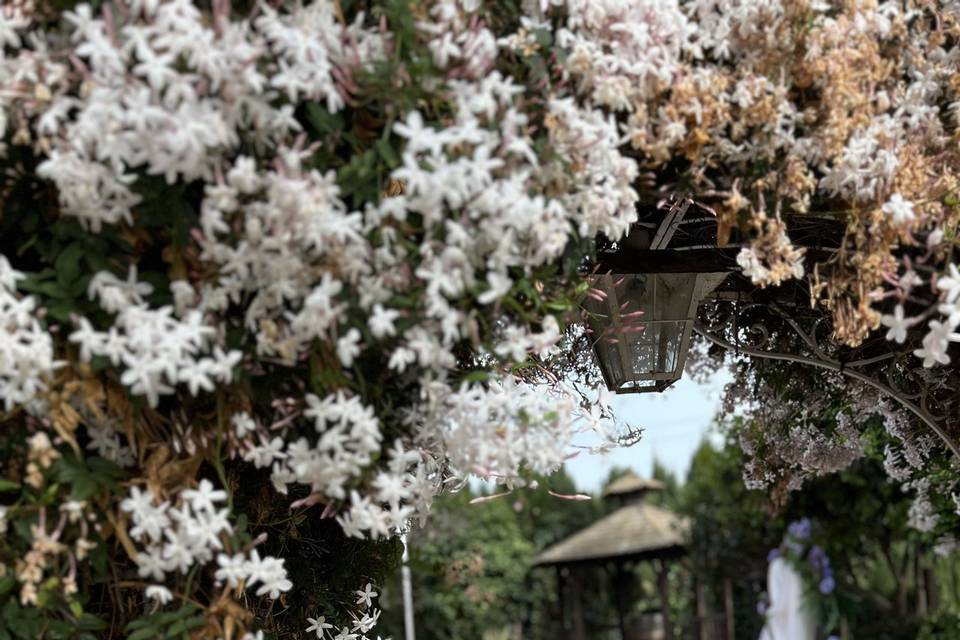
[570,567,586,640]
[656,560,673,640]
[555,566,567,637]
[612,563,629,640]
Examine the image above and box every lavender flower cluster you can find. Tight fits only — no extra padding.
[772,518,835,595]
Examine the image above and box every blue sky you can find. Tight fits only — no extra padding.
[563,368,732,493]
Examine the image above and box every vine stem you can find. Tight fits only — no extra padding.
[693,322,960,460]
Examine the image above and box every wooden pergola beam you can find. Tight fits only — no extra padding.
[595,247,837,274]
[597,248,740,273]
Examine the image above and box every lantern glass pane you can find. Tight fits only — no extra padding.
[585,273,702,392]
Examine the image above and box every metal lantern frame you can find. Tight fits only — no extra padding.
[586,272,726,394]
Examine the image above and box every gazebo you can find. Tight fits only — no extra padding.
[533,471,689,640]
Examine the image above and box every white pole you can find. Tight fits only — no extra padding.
[401,532,416,640]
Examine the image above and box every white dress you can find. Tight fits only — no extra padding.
[758,557,816,640]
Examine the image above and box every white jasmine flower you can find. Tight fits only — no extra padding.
[246,551,292,599]
[215,553,248,588]
[880,305,917,343]
[231,412,258,438]
[145,584,173,604]
[0,255,24,293]
[183,479,227,514]
[333,627,358,640]
[368,305,400,338]
[135,550,168,582]
[337,329,362,367]
[898,270,923,291]
[914,320,958,367]
[306,616,333,638]
[244,436,286,469]
[388,347,416,372]
[355,582,378,608]
[121,487,170,543]
[936,264,960,304]
[477,271,513,305]
[881,193,915,226]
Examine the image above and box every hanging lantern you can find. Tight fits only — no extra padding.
[584,272,726,393]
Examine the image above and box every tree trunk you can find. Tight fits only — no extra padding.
[925,563,939,614]
[723,577,735,640]
[883,543,908,615]
[916,551,928,617]
[695,577,708,640]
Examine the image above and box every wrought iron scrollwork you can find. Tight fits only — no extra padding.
[694,299,960,459]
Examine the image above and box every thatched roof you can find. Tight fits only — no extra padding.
[602,470,666,497]
[532,502,687,566]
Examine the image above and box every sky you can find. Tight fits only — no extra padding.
[563,368,733,493]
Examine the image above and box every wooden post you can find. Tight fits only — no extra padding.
[657,560,673,640]
[612,563,629,640]
[723,577,735,640]
[570,567,586,640]
[556,566,567,637]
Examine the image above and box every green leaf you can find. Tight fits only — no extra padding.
[44,621,74,639]
[71,476,98,501]
[306,103,345,135]
[53,455,127,501]
[163,616,206,638]
[387,294,419,309]
[124,617,154,632]
[54,242,86,286]
[0,575,15,595]
[17,274,63,299]
[45,299,77,323]
[463,370,490,384]
[375,138,400,168]
[0,479,19,492]
[533,28,553,48]
[76,615,108,632]
[126,625,161,640]
[86,456,127,480]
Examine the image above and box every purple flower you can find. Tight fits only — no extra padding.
[826,636,840,640]
[819,575,835,595]
[756,601,767,615]
[807,545,825,568]
[767,548,780,563]
[788,518,812,540]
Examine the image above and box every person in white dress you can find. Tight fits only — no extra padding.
[758,555,816,640]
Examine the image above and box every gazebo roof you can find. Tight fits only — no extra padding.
[602,470,666,497]
[532,501,688,566]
